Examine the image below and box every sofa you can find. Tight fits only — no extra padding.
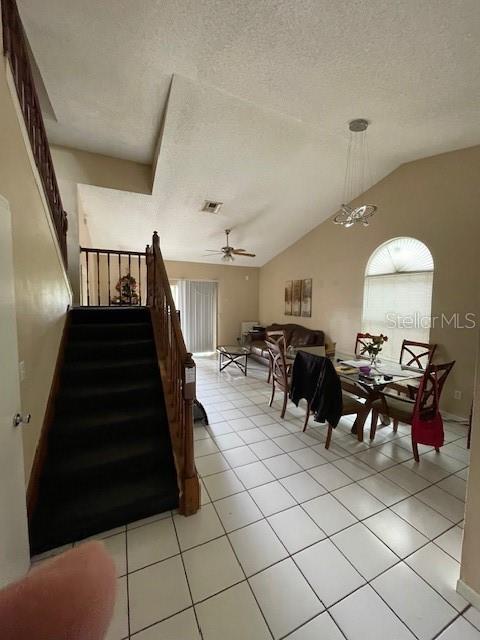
[247,323,325,367]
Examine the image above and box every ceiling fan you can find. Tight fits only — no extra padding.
[205,229,256,262]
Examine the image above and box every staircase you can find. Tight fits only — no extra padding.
[29,306,179,555]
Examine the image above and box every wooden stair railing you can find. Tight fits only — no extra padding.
[1,0,68,266]
[146,231,200,515]
[80,247,147,306]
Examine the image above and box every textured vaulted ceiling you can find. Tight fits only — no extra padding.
[19,0,480,265]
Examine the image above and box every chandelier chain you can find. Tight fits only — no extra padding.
[334,119,377,228]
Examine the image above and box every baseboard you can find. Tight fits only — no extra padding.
[457,579,480,610]
[441,410,469,424]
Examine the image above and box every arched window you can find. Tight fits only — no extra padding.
[362,237,434,361]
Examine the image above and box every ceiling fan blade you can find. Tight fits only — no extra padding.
[204,251,224,255]
[232,248,246,253]
[205,249,225,253]
[232,250,256,257]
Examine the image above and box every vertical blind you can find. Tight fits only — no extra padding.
[171,280,217,353]
[362,271,434,360]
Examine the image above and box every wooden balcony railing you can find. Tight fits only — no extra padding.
[1,0,68,265]
[147,231,200,515]
[80,247,147,307]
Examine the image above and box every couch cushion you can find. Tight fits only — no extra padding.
[250,341,269,359]
[267,323,324,348]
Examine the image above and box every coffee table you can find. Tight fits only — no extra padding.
[216,345,250,376]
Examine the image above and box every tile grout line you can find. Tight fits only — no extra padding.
[89,360,470,640]
[201,476,277,640]
[124,523,131,640]
[172,513,204,640]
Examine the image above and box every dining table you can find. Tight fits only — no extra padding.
[288,348,425,441]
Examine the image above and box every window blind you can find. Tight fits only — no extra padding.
[362,272,433,360]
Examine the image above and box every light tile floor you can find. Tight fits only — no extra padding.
[32,355,479,640]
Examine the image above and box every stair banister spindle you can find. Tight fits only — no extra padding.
[85,250,90,306]
[107,253,111,306]
[128,254,132,305]
[96,251,100,306]
[118,253,121,305]
[138,254,142,305]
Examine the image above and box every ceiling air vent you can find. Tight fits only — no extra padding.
[201,200,223,214]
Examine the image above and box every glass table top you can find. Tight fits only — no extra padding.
[216,345,250,356]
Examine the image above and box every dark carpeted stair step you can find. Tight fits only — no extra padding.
[44,435,169,486]
[49,406,165,446]
[56,378,161,413]
[64,337,155,361]
[30,471,179,555]
[61,356,158,384]
[69,307,150,324]
[69,321,153,341]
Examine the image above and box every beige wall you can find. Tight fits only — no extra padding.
[0,62,72,480]
[165,261,259,346]
[460,334,480,600]
[51,145,152,302]
[259,146,480,416]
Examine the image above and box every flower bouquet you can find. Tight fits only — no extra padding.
[360,333,388,366]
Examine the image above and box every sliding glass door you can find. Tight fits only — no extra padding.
[171,280,217,354]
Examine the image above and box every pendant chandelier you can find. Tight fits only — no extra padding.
[333,119,377,228]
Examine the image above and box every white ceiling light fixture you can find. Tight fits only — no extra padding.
[334,119,377,228]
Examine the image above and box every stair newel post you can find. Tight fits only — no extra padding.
[181,353,200,515]
[168,315,174,389]
[152,230,167,357]
[145,244,152,307]
[152,231,160,310]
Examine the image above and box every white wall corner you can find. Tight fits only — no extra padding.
[457,578,480,610]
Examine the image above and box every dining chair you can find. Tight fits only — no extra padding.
[388,339,437,398]
[289,351,369,447]
[266,329,287,384]
[370,361,455,461]
[265,332,290,418]
[303,391,369,449]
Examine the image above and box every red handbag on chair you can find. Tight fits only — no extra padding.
[411,361,455,450]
